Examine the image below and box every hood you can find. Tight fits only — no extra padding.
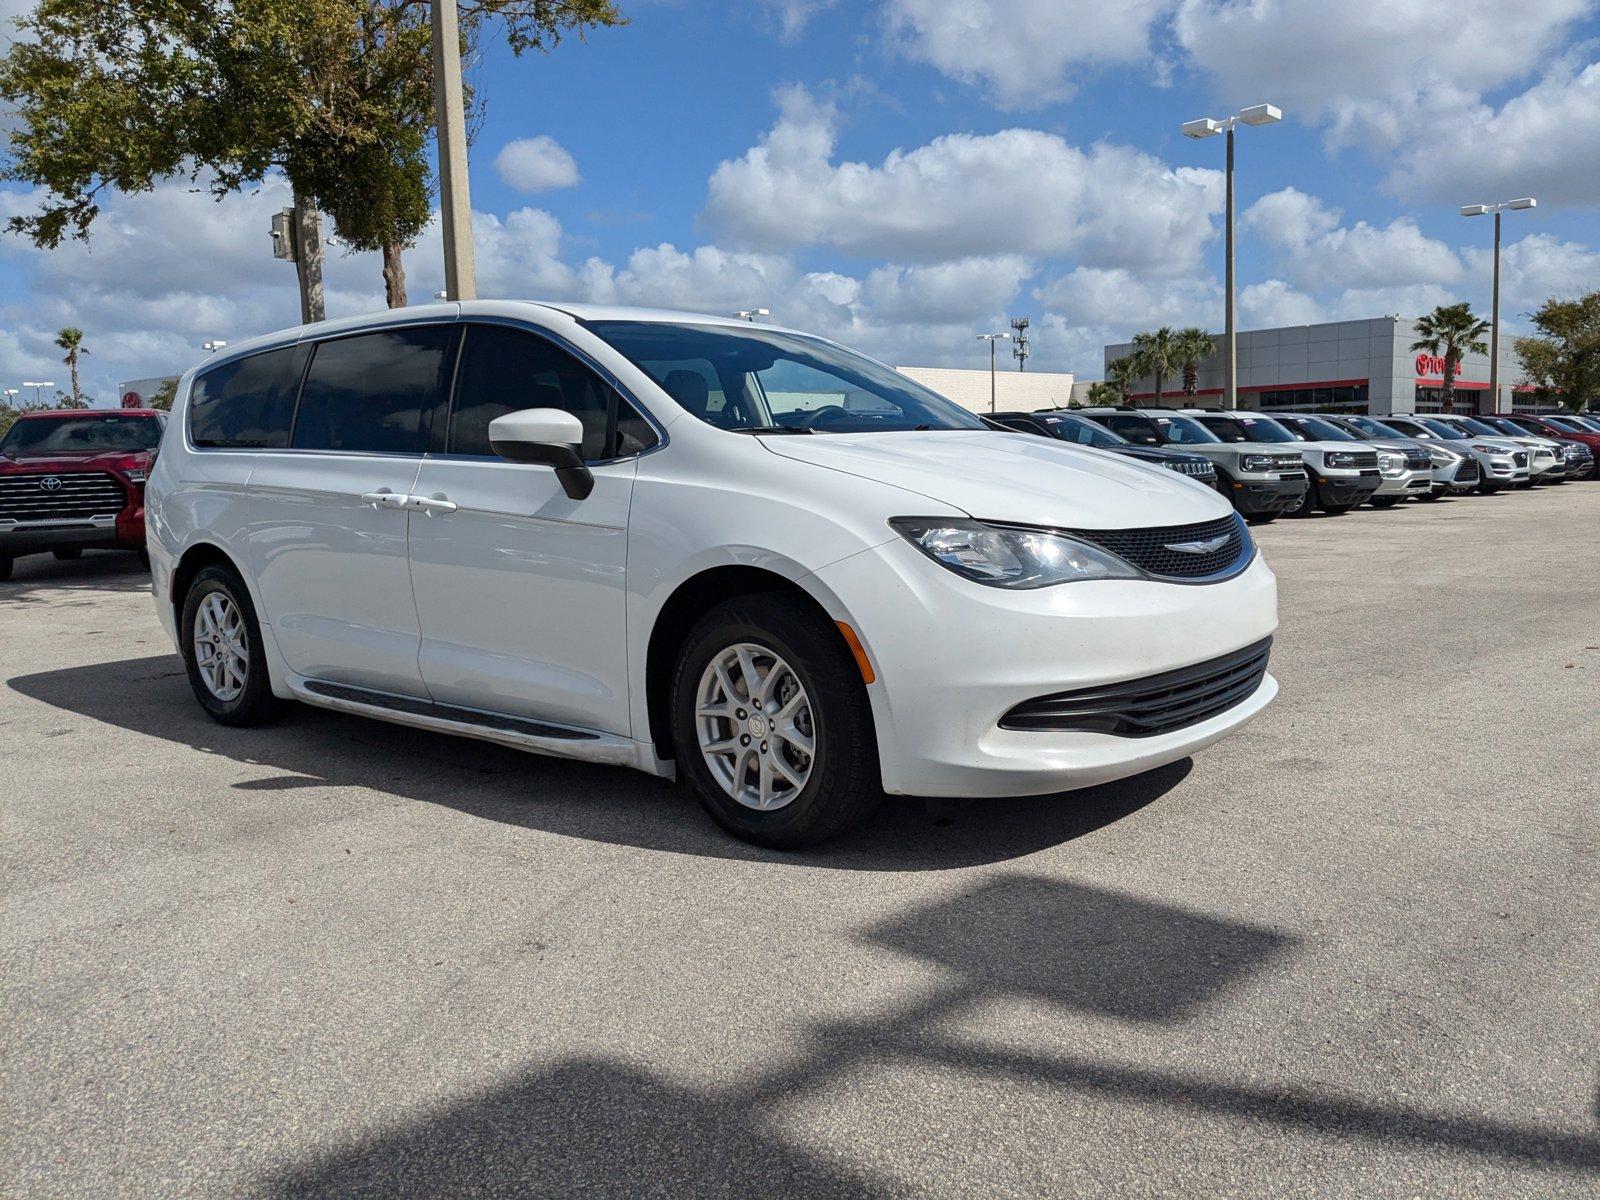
[0,448,154,476]
[759,430,1231,529]
[1113,445,1208,466]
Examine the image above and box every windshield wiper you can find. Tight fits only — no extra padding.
[730,425,815,435]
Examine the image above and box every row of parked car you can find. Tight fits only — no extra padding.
[986,407,1600,521]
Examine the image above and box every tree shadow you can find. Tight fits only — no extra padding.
[7,655,1187,871]
[0,550,150,607]
[255,876,1598,1196]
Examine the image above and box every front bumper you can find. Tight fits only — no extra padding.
[1314,470,1382,505]
[0,514,144,555]
[813,537,1279,798]
[1372,467,1433,498]
[1228,473,1308,514]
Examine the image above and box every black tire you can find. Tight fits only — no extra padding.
[1369,496,1400,508]
[179,565,284,726]
[0,555,12,582]
[1286,482,1317,517]
[671,592,881,849]
[52,547,83,561]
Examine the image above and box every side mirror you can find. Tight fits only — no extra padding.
[488,408,594,500]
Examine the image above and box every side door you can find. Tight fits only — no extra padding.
[406,322,660,736]
[246,324,457,698]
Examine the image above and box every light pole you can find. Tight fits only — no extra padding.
[733,308,770,322]
[1182,103,1282,410]
[22,381,55,405]
[202,340,228,353]
[977,333,1011,412]
[1009,316,1030,370]
[431,0,476,301]
[1461,197,1535,413]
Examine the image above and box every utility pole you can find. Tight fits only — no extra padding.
[977,333,1011,412]
[1461,197,1535,413]
[272,203,325,323]
[431,0,477,301]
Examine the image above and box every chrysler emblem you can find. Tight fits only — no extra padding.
[40,476,62,491]
[1165,534,1230,555]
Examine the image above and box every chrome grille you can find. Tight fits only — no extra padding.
[1455,458,1479,481]
[0,472,127,524]
[1063,514,1247,580]
[1165,460,1215,477]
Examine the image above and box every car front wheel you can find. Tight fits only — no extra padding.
[671,593,881,849]
[180,565,283,726]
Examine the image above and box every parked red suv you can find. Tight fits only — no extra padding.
[0,409,166,579]
[1499,413,1600,479]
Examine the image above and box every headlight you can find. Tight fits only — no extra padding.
[1426,445,1461,465]
[1325,451,1358,468]
[1241,453,1283,472]
[124,468,148,483]
[1471,443,1501,454]
[890,519,1143,588]
[1378,452,1404,472]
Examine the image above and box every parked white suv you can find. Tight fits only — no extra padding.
[147,303,1279,847]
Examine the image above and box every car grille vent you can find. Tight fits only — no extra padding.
[0,471,125,524]
[1001,637,1273,738]
[1060,514,1246,580]
[1404,449,1432,470]
[1513,451,1528,467]
[1165,460,1214,476]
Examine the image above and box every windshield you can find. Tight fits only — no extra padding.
[1454,417,1504,436]
[1040,414,1128,447]
[1281,415,1356,441]
[1147,414,1216,445]
[1197,414,1298,444]
[0,412,162,455]
[585,320,985,434]
[1342,415,1406,439]
[1420,419,1469,441]
[1478,417,1524,436]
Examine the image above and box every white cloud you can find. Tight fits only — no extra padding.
[863,255,1035,323]
[885,0,1173,107]
[702,85,1222,272]
[1244,188,1464,291]
[1239,280,1322,328]
[492,136,581,193]
[1034,267,1218,331]
[1386,56,1600,208]
[758,0,836,40]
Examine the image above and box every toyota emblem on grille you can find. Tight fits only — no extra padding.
[1164,534,1231,555]
[40,476,63,491]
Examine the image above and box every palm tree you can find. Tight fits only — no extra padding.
[55,327,88,405]
[1410,303,1489,414]
[1104,356,1142,403]
[1083,381,1121,406]
[1172,327,1216,397]
[1131,326,1180,405]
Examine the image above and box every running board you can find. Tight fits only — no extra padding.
[290,677,661,774]
[304,680,597,740]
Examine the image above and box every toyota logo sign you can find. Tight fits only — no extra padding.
[41,476,63,491]
[1415,352,1448,376]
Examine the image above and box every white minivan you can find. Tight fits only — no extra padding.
[147,302,1279,846]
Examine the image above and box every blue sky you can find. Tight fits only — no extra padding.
[2,0,1598,401]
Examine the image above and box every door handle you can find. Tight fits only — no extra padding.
[407,495,458,516]
[360,489,409,509]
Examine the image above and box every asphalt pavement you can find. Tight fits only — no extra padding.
[3,482,1597,1197]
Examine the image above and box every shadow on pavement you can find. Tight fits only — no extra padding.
[0,551,150,607]
[255,876,1598,1196]
[8,654,1186,871]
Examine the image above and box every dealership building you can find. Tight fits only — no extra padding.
[1104,316,1528,416]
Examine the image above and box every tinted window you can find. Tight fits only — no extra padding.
[0,412,163,455]
[1150,414,1222,445]
[291,327,455,454]
[448,324,658,460]
[1198,415,1297,444]
[1096,415,1159,444]
[189,344,308,448]
[1040,415,1126,447]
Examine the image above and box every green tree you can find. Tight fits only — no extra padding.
[148,378,179,411]
[1,0,625,311]
[1104,356,1142,403]
[1514,291,1600,413]
[1130,326,1180,406]
[1083,381,1121,406]
[54,326,88,404]
[1172,327,1215,397]
[1410,302,1489,414]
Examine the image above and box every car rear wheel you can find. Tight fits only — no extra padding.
[671,593,881,849]
[52,547,83,561]
[180,565,284,726]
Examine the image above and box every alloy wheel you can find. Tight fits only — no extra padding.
[695,642,816,811]
[193,591,249,702]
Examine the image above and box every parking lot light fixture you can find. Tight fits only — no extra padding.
[202,340,227,353]
[1461,197,1537,413]
[22,381,55,405]
[977,332,1012,412]
[1182,103,1283,410]
[733,308,770,322]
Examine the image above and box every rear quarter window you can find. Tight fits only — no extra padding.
[189,344,309,449]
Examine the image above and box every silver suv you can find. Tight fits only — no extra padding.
[1261,412,1430,509]
[1383,415,1528,492]
[1076,408,1308,523]
[1315,413,1479,498]
[1184,411,1379,517]
[1438,415,1567,484]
